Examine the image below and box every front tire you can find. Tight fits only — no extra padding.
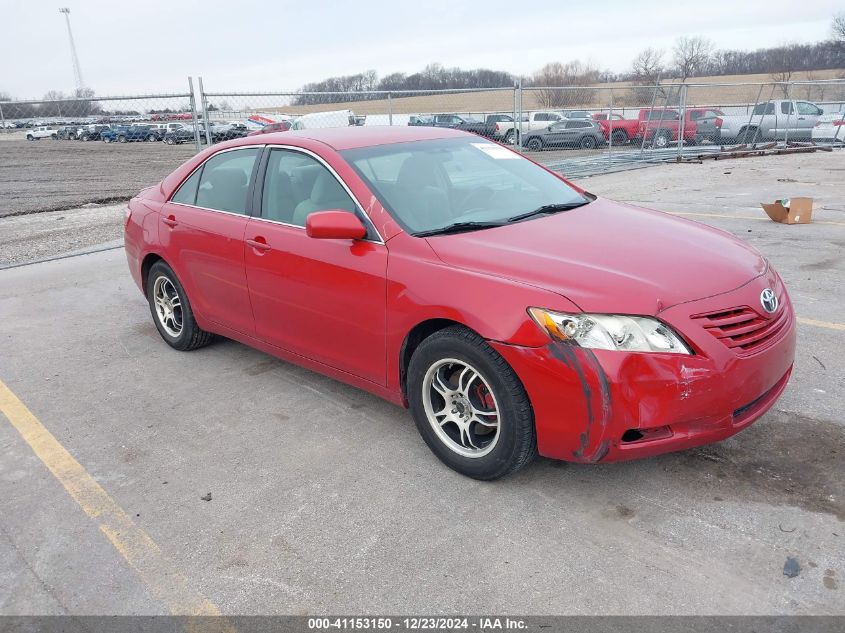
[407,326,536,480]
[146,261,214,351]
[580,135,597,149]
[653,129,672,148]
[525,137,543,152]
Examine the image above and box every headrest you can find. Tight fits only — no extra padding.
[310,172,347,205]
[208,168,247,190]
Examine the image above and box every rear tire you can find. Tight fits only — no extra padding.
[26,135,34,141]
[147,134,157,142]
[653,129,672,148]
[118,135,127,143]
[580,135,597,149]
[407,326,536,480]
[610,129,628,145]
[166,137,176,145]
[146,261,214,351]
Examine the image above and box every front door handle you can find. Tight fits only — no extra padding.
[246,237,271,252]
[162,215,178,227]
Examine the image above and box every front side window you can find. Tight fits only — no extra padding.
[753,103,775,115]
[261,149,357,227]
[797,101,821,116]
[342,137,589,235]
[171,147,259,213]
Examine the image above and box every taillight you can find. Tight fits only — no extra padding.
[124,207,132,227]
[495,123,500,132]
[715,117,723,127]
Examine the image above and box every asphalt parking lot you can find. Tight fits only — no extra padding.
[0,150,843,616]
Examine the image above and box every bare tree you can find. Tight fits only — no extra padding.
[833,12,845,42]
[530,61,599,108]
[769,45,803,97]
[629,48,665,103]
[673,36,713,81]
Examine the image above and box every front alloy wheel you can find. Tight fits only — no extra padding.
[408,325,536,479]
[422,359,500,458]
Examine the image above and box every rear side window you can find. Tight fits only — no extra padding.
[195,148,260,214]
[171,169,202,205]
[781,102,795,115]
[565,121,590,129]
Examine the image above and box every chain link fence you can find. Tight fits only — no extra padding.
[2,77,843,182]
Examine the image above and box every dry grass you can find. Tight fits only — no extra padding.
[267,69,845,117]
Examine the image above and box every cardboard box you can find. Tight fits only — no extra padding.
[760,197,813,224]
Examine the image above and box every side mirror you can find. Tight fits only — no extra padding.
[818,108,824,115]
[306,210,367,240]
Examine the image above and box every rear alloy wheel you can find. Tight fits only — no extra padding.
[580,135,597,149]
[26,135,34,141]
[81,134,90,141]
[165,137,176,145]
[146,261,214,351]
[739,127,761,144]
[653,130,672,148]
[526,137,543,152]
[610,129,628,145]
[103,136,112,143]
[147,134,157,142]
[118,135,127,143]
[408,326,536,480]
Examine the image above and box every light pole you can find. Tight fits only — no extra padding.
[59,8,85,91]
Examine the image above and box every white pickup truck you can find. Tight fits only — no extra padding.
[25,126,58,140]
[719,100,824,143]
[492,111,566,143]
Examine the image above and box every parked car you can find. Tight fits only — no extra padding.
[101,125,162,143]
[686,108,724,143]
[124,126,795,480]
[718,100,823,143]
[78,124,110,142]
[25,126,57,140]
[493,111,566,143]
[55,125,80,140]
[164,125,207,145]
[636,109,699,148]
[210,122,248,142]
[812,113,845,143]
[523,119,606,151]
[247,120,293,136]
[409,114,513,139]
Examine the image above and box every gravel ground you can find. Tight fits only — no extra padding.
[0,139,195,217]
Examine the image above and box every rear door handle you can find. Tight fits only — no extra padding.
[162,215,178,227]
[246,237,271,252]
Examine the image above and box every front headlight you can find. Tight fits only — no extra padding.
[528,308,692,354]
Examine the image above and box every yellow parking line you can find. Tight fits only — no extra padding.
[0,378,235,630]
[797,317,845,331]
[667,211,845,226]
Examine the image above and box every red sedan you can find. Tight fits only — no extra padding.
[124,126,795,480]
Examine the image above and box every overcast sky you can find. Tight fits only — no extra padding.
[1,0,841,98]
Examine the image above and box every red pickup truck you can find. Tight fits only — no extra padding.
[594,108,722,147]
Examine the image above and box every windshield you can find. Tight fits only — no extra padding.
[341,137,589,235]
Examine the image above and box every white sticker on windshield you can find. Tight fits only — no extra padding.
[471,142,519,159]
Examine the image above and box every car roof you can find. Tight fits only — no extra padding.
[240,125,468,150]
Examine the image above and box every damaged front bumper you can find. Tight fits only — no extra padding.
[491,274,796,464]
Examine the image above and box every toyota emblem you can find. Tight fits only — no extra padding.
[760,288,778,314]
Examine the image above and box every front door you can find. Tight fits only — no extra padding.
[244,147,387,385]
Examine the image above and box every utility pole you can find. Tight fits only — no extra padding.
[59,8,85,91]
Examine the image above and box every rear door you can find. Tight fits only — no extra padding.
[160,146,261,335]
[243,147,388,384]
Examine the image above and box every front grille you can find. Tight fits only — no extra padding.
[692,303,789,355]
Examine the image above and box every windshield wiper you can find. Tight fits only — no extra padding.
[413,221,506,237]
[507,201,590,223]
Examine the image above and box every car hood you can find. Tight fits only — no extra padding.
[425,197,767,315]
